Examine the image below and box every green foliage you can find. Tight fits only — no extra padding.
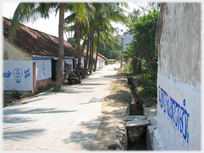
[123,9,158,77]
[123,8,158,104]
[108,61,114,64]
[123,94,132,104]
[3,101,9,107]
[124,63,133,74]
[12,90,21,98]
[123,44,133,61]
[99,39,121,60]
[137,71,157,103]
[133,9,157,64]
[113,85,118,90]
[52,87,65,92]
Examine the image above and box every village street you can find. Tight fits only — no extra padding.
[3,63,120,151]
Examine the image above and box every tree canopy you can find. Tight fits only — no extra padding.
[99,39,121,60]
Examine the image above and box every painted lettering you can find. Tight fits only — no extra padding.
[3,71,12,78]
[43,62,45,77]
[24,68,30,79]
[158,87,190,144]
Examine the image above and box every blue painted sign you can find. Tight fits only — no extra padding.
[13,68,23,83]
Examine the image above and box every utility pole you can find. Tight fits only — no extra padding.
[121,37,123,68]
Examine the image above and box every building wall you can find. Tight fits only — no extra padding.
[3,38,32,61]
[157,3,201,150]
[74,58,85,69]
[3,38,33,91]
[35,60,52,81]
[34,59,52,92]
[3,60,33,91]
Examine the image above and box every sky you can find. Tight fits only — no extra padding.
[1,1,139,40]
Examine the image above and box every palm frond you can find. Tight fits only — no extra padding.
[9,3,38,37]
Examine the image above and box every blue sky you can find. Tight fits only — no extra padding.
[2,2,138,39]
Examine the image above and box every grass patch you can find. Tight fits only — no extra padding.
[52,87,65,92]
[35,84,53,94]
[113,85,118,90]
[3,101,8,108]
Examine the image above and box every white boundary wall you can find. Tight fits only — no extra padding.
[156,3,201,150]
[157,73,201,150]
[3,60,33,91]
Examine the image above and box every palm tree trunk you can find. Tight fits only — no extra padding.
[76,18,82,83]
[55,3,64,90]
[94,32,100,72]
[76,18,81,68]
[82,34,90,79]
[89,29,94,75]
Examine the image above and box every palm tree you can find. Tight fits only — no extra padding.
[64,3,128,75]
[64,3,94,82]
[91,3,128,72]
[55,3,64,90]
[9,2,67,90]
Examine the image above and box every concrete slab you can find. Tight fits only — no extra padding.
[123,115,147,121]
[125,118,151,129]
[3,63,120,151]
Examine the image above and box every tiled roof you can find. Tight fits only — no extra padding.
[98,53,108,61]
[84,50,107,61]
[3,17,79,58]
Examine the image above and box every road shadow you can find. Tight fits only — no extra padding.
[4,107,77,115]
[101,75,116,79]
[62,117,102,150]
[4,129,45,141]
[104,90,132,104]
[62,90,95,94]
[3,116,35,123]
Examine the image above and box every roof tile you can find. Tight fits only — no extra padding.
[3,17,79,58]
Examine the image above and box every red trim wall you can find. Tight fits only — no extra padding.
[36,78,52,91]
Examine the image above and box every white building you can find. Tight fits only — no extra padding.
[3,17,81,93]
[154,3,201,150]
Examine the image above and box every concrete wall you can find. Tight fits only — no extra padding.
[3,60,33,91]
[3,38,32,61]
[157,3,201,150]
[3,38,33,91]
[34,60,52,92]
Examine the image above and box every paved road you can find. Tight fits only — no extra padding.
[3,63,120,151]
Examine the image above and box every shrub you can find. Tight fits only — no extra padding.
[137,69,157,103]
[12,90,21,98]
[124,63,133,74]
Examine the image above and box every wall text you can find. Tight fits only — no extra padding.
[158,86,190,144]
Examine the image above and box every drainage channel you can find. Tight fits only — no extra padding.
[126,80,147,150]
